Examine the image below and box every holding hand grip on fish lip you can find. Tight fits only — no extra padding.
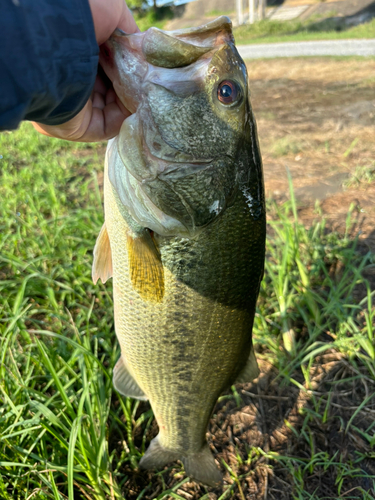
[93,16,266,488]
[32,0,139,142]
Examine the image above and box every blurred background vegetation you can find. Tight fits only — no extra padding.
[127,0,375,43]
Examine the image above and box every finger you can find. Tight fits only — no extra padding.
[32,97,131,142]
[64,102,130,141]
[93,72,108,95]
[90,102,131,140]
[105,87,117,105]
[92,91,106,109]
[117,1,140,35]
[89,0,139,45]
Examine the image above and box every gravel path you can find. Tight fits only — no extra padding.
[238,39,375,59]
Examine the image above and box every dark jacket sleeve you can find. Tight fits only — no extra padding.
[0,0,99,131]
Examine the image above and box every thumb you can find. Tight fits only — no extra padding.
[89,0,139,45]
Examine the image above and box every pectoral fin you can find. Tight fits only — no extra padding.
[113,356,148,401]
[92,223,113,284]
[127,230,164,302]
[235,345,260,384]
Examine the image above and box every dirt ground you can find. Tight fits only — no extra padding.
[119,57,375,500]
[248,57,375,252]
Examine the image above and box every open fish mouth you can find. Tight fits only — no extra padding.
[100,35,218,171]
[99,16,244,181]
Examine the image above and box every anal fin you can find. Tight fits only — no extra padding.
[113,356,148,401]
[92,223,113,284]
[127,229,164,302]
[235,345,260,384]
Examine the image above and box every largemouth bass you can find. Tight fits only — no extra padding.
[93,17,266,487]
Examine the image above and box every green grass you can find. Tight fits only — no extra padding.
[343,162,375,189]
[207,9,235,17]
[234,17,375,45]
[271,137,303,158]
[1,124,375,499]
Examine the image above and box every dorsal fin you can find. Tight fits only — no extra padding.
[92,223,113,284]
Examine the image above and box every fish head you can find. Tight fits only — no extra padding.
[101,17,259,237]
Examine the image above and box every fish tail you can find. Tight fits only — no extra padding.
[139,434,179,471]
[181,443,223,488]
[140,436,222,488]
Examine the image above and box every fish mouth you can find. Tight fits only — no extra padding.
[103,19,243,236]
[100,29,219,170]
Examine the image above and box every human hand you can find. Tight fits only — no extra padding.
[32,0,139,142]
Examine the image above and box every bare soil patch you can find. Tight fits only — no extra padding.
[248,57,375,251]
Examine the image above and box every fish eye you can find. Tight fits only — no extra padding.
[217,80,241,105]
